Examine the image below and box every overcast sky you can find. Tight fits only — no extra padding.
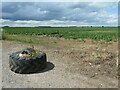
[1,2,118,27]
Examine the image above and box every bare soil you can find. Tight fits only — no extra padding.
[2,38,118,88]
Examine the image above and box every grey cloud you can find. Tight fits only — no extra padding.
[1,2,118,26]
[2,2,64,20]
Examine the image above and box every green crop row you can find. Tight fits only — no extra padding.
[2,27,118,41]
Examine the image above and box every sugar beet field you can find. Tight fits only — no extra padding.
[2,27,119,88]
[2,27,118,42]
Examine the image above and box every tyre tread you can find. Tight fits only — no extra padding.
[9,51,47,74]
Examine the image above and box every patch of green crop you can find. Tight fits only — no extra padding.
[2,27,118,42]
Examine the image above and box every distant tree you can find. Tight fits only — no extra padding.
[91,26,92,28]
[102,26,104,28]
[4,26,9,28]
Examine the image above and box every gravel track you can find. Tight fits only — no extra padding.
[2,40,118,88]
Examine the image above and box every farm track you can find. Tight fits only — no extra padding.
[2,40,118,88]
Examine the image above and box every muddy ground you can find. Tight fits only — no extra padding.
[1,38,118,88]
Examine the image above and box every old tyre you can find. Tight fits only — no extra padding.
[9,48,47,74]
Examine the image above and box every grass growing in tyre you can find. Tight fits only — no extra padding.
[9,48,47,74]
[2,27,118,42]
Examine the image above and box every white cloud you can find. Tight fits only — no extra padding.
[1,17,117,27]
[2,0,120,2]
[106,15,118,24]
[0,19,89,27]
[2,2,118,26]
